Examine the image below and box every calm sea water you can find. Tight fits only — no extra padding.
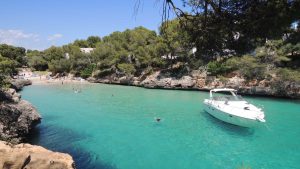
[21,84,300,169]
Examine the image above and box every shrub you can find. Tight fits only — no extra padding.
[238,56,266,80]
[28,55,48,71]
[207,61,231,75]
[189,57,204,69]
[117,63,136,75]
[218,75,229,84]
[276,68,300,82]
[0,55,17,88]
[80,64,96,79]
[207,61,220,75]
[48,59,71,74]
[224,57,240,71]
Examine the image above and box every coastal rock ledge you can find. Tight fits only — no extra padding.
[0,141,75,169]
[88,70,300,99]
[0,88,41,143]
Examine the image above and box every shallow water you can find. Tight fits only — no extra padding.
[22,84,300,169]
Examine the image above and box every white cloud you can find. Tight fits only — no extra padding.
[0,29,65,50]
[0,29,39,45]
[47,33,63,41]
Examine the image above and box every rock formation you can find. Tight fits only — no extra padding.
[0,88,41,143]
[0,79,76,168]
[10,79,32,91]
[88,69,300,99]
[0,141,75,169]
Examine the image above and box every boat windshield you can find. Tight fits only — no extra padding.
[212,95,244,101]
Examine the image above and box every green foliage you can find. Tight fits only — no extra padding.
[208,55,267,80]
[207,61,231,75]
[236,56,266,80]
[0,44,26,87]
[117,63,135,75]
[218,75,229,84]
[27,55,48,71]
[0,44,26,66]
[16,9,300,84]
[188,56,204,69]
[159,19,191,59]
[223,57,241,71]
[43,46,64,61]
[80,64,96,79]
[86,36,101,48]
[167,0,300,60]
[271,68,300,94]
[48,59,71,74]
[27,50,47,71]
[73,39,89,48]
[88,26,166,76]
[0,56,17,75]
[207,61,224,75]
[0,55,17,87]
[256,40,290,64]
[276,68,300,82]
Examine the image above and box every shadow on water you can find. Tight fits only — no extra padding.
[28,124,117,169]
[201,111,254,136]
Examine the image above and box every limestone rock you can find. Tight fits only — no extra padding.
[0,89,21,103]
[0,100,41,143]
[170,76,195,88]
[0,141,75,169]
[10,79,32,91]
[119,76,132,85]
[196,78,206,88]
[89,69,300,98]
[226,76,245,88]
[86,77,97,83]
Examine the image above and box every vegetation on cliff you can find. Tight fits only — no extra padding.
[0,44,27,87]
[0,1,299,91]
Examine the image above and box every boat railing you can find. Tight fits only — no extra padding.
[212,95,244,101]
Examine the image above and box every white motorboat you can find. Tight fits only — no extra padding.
[203,88,266,127]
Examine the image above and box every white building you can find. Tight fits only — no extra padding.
[80,48,94,54]
[65,53,70,60]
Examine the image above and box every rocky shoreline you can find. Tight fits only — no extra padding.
[0,141,75,169]
[0,79,76,169]
[0,80,41,143]
[87,69,300,99]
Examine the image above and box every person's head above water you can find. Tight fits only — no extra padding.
[156,118,161,122]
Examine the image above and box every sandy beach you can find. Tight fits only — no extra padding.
[27,76,89,85]
[18,69,90,85]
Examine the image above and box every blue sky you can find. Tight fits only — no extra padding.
[0,0,183,50]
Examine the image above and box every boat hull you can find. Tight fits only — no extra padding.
[203,103,262,128]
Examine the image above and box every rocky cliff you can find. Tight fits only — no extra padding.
[10,79,32,91]
[0,141,75,169]
[0,88,41,143]
[0,79,76,168]
[88,69,300,99]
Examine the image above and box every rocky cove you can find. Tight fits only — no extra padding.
[0,70,298,169]
[0,79,75,169]
[87,69,300,99]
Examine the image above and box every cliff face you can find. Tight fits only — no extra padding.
[0,141,75,169]
[88,69,300,99]
[0,80,76,168]
[10,79,32,91]
[0,88,41,144]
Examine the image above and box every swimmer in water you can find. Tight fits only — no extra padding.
[156,118,161,122]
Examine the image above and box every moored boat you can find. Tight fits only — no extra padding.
[203,88,266,127]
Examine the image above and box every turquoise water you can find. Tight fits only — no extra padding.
[21,84,300,169]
